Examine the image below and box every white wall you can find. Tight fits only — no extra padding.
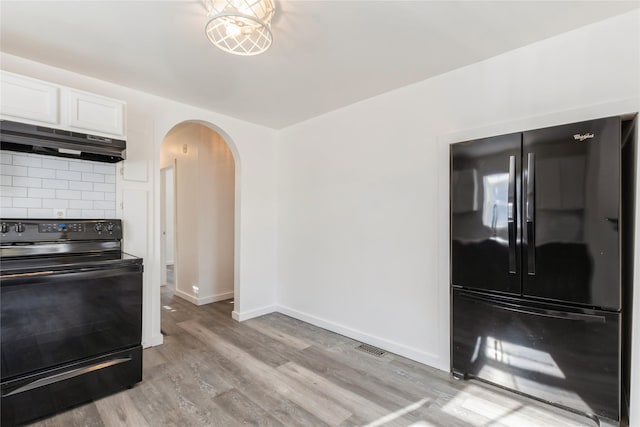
[276,9,640,422]
[0,51,279,347]
[198,126,235,304]
[160,123,235,305]
[161,124,201,301]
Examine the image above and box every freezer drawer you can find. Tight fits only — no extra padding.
[452,289,620,421]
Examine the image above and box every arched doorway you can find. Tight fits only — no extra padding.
[159,121,236,311]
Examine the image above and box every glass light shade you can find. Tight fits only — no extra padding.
[204,0,275,56]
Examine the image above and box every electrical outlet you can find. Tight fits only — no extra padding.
[192,285,199,296]
[53,209,66,218]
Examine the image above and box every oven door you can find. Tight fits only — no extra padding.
[1,263,142,381]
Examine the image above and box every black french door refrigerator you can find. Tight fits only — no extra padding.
[451,115,635,423]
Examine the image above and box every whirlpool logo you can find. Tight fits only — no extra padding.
[573,133,595,142]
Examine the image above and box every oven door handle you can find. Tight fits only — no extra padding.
[2,357,132,397]
[0,271,55,279]
[1,264,142,283]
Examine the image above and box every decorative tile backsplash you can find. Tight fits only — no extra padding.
[0,150,117,219]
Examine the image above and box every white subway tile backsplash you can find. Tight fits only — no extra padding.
[28,208,55,218]
[82,191,104,201]
[1,151,116,219]
[93,164,116,175]
[28,188,55,198]
[69,181,93,191]
[28,167,56,179]
[69,162,93,172]
[69,200,93,209]
[13,198,42,208]
[56,170,82,181]
[56,189,82,200]
[2,165,28,177]
[42,199,69,208]
[0,207,27,217]
[42,158,69,170]
[1,186,27,197]
[93,183,115,192]
[0,153,13,165]
[13,177,42,188]
[13,155,42,167]
[82,210,105,218]
[94,200,113,209]
[82,172,105,183]
[42,179,69,190]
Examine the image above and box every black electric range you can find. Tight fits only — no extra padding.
[0,219,143,426]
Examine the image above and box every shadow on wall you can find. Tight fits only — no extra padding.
[160,122,235,306]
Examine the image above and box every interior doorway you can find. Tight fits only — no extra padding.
[160,163,176,290]
[159,122,236,308]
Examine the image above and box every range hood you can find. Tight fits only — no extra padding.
[0,120,126,163]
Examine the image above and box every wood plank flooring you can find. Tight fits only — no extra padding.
[29,288,603,427]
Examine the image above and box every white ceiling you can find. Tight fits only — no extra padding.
[1,1,639,129]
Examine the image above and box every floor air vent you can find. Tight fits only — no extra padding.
[356,343,386,357]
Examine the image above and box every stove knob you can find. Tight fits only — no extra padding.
[94,223,104,232]
[1,223,8,233]
[15,223,25,233]
[106,223,115,232]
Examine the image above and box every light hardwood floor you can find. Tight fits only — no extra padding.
[30,288,603,427]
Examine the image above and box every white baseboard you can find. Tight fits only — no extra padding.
[232,305,277,322]
[174,289,198,305]
[174,289,233,306]
[197,291,234,305]
[143,333,164,348]
[276,304,445,370]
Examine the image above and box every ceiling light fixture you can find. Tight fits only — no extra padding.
[204,0,275,56]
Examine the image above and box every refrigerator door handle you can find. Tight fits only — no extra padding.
[508,155,517,274]
[495,301,605,323]
[458,291,606,323]
[526,152,536,275]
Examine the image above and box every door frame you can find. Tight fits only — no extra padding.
[160,160,177,289]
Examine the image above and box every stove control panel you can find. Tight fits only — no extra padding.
[39,223,86,233]
[0,219,122,243]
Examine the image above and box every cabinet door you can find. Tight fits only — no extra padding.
[0,71,59,124]
[66,89,125,137]
[451,133,522,295]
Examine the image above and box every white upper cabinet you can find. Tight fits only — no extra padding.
[65,89,125,137]
[0,71,126,138]
[0,71,59,124]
